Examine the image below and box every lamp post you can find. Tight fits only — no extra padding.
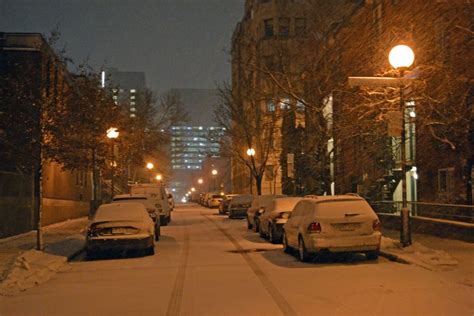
[155,174,162,182]
[247,148,255,194]
[211,169,218,191]
[106,127,119,200]
[389,44,414,247]
[146,162,154,183]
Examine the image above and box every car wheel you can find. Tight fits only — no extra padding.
[246,217,253,230]
[298,236,311,262]
[155,225,160,241]
[228,210,233,219]
[254,219,259,233]
[365,250,379,260]
[282,232,291,254]
[259,223,266,238]
[167,214,171,224]
[146,246,155,256]
[268,224,276,244]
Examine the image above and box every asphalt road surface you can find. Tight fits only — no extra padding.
[1,203,472,315]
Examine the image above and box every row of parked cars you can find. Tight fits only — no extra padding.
[217,193,382,262]
[85,183,174,259]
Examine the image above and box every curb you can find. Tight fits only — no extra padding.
[380,250,411,264]
[67,246,85,261]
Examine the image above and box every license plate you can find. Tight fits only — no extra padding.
[112,228,128,234]
[338,223,360,231]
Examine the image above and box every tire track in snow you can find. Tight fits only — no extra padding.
[166,214,190,316]
[203,214,298,316]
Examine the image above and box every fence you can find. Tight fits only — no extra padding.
[370,200,474,223]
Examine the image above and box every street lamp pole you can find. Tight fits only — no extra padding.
[389,44,414,246]
[106,127,119,200]
[247,148,255,194]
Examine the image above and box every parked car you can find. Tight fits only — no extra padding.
[219,194,239,214]
[282,195,382,262]
[130,183,171,225]
[112,194,161,240]
[86,202,155,259]
[246,195,286,231]
[258,197,302,243]
[228,194,254,219]
[166,191,175,211]
[208,194,223,208]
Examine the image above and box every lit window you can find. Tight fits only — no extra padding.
[130,96,135,100]
[130,113,136,118]
[112,88,118,93]
[296,100,305,112]
[130,102,136,106]
[130,107,136,112]
[130,89,136,93]
[113,96,118,100]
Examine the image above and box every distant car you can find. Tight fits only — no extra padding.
[258,197,302,243]
[283,195,382,262]
[208,194,223,208]
[246,195,286,231]
[219,194,239,214]
[112,194,161,241]
[130,183,171,226]
[86,203,155,259]
[228,195,254,219]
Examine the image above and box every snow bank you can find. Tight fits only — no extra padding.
[381,236,458,271]
[0,250,69,296]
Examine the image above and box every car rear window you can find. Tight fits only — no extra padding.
[212,195,222,198]
[94,203,145,222]
[314,200,374,218]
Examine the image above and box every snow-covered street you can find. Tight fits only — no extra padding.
[0,203,472,315]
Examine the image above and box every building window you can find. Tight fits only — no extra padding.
[372,0,383,36]
[296,100,305,112]
[438,168,454,199]
[267,100,276,112]
[295,18,306,36]
[130,96,135,100]
[130,89,136,93]
[130,102,136,106]
[279,17,290,37]
[264,19,274,38]
[113,96,118,100]
[279,98,290,110]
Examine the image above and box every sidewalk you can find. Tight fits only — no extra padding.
[0,217,88,296]
[380,229,474,288]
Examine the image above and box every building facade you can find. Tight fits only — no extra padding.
[0,33,91,237]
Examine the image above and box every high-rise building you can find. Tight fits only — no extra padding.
[167,89,229,198]
[102,68,146,118]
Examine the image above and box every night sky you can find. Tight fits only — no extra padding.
[0,0,244,93]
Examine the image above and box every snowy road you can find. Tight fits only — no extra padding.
[1,203,472,315]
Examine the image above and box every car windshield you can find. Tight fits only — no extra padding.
[314,200,374,218]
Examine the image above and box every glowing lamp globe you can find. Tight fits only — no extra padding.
[389,45,414,69]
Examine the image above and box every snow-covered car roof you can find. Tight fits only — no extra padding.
[270,197,303,212]
[230,194,254,204]
[93,203,148,222]
[113,194,151,200]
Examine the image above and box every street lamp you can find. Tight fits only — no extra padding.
[389,44,414,247]
[198,178,203,184]
[247,148,256,193]
[145,162,154,183]
[155,174,162,181]
[146,162,154,170]
[246,148,255,156]
[211,169,218,191]
[191,187,195,192]
[106,127,119,199]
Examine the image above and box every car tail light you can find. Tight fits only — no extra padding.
[307,222,321,233]
[373,219,381,231]
[87,224,101,237]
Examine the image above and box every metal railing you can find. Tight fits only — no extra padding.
[370,200,474,223]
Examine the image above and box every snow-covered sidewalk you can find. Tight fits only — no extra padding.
[0,217,88,296]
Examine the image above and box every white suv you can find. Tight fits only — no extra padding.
[130,184,171,225]
[283,195,382,262]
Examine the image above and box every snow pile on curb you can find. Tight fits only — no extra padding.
[381,236,458,271]
[0,250,69,296]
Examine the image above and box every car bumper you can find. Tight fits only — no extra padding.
[86,234,154,252]
[307,232,381,253]
[228,208,248,217]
